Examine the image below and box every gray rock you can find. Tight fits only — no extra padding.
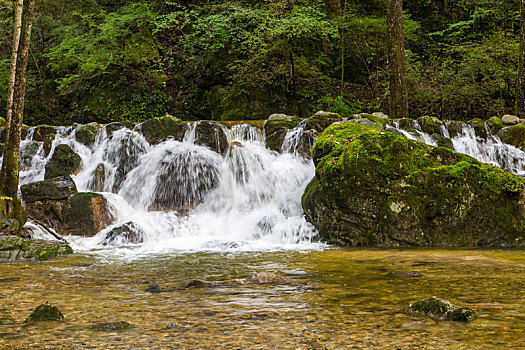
[21,176,77,203]
[502,114,519,125]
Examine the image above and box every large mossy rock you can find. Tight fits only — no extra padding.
[264,114,300,152]
[497,124,525,150]
[32,125,56,142]
[75,123,100,146]
[21,176,77,203]
[26,303,65,322]
[417,116,442,135]
[302,123,525,247]
[139,115,187,145]
[303,111,343,133]
[45,144,82,179]
[0,236,73,261]
[58,192,113,236]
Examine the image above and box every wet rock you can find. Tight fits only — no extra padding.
[139,115,187,145]
[468,118,489,139]
[406,296,475,322]
[193,121,230,155]
[102,222,144,246]
[417,116,442,135]
[45,144,82,179]
[32,125,56,142]
[92,163,106,192]
[433,134,453,149]
[185,279,219,288]
[0,277,20,283]
[145,282,163,294]
[303,111,343,133]
[0,236,73,261]
[88,321,133,331]
[25,303,65,322]
[21,176,77,203]
[264,114,300,152]
[393,118,418,132]
[487,116,503,135]
[302,122,525,246]
[75,123,100,147]
[42,134,55,157]
[446,120,466,138]
[58,192,114,237]
[105,121,135,136]
[21,141,40,167]
[502,114,519,126]
[389,271,423,278]
[230,141,243,149]
[247,272,293,284]
[497,124,525,150]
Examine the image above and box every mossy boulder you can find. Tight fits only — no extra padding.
[58,192,114,236]
[139,115,187,145]
[468,118,489,139]
[303,111,343,133]
[192,120,230,155]
[445,120,465,138]
[264,114,300,152]
[350,118,384,130]
[21,176,77,203]
[497,124,525,150]
[45,144,82,179]
[75,123,100,147]
[391,118,418,132]
[302,123,525,247]
[486,117,503,135]
[26,303,65,322]
[405,297,475,322]
[0,236,73,261]
[105,121,135,136]
[32,125,56,142]
[417,116,442,135]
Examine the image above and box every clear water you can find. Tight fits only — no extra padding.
[1,249,524,349]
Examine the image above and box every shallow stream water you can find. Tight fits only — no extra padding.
[1,248,524,349]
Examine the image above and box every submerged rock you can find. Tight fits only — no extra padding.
[58,192,114,236]
[0,236,73,261]
[139,115,187,145]
[88,321,133,331]
[75,123,100,147]
[45,144,82,179]
[21,176,77,203]
[264,114,300,152]
[0,308,15,325]
[247,272,293,284]
[302,123,525,247]
[102,222,144,246]
[26,303,65,322]
[192,121,230,155]
[406,296,475,322]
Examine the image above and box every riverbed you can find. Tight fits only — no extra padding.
[1,248,524,349]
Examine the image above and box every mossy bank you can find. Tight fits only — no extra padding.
[302,122,525,247]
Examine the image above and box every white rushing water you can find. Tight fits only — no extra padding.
[20,122,320,257]
[386,120,525,176]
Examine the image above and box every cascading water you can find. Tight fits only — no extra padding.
[386,120,525,176]
[19,122,319,256]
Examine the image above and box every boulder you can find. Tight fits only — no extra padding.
[32,125,56,142]
[497,124,525,150]
[0,236,73,261]
[405,296,475,322]
[417,116,442,135]
[502,114,519,126]
[42,134,55,157]
[432,134,453,149]
[486,116,503,135]
[303,111,343,133]
[26,303,65,322]
[468,118,489,139]
[105,121,135,136]
[92,163,106,192]
[75,123,100,146]
[21,176,77,203]
[349,118,384,130]
[139,115,187,145]
[445,120,466,138]
[264,114,300,152]
[101,222,144,246]
[391,118,419,133]
[21,141,40,167]
[58,192,114,236]
[302,123,525,247]
[192,120,230,155]
[45,144,82,179]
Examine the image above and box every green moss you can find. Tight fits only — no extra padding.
[45,144,82,179]
[497,124,525,150]
[140,115,187,144]
[303,123,525,247]
[26,303,65,322]
[0,236,73,261]
[487,117,503,135]
[417,116,442,135]
[75,123,100,146]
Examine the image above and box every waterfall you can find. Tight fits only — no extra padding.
[19,122,318,255]
[386,120,525,176]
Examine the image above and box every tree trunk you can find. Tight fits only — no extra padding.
[386,0,408,118]
[0,0,24,191]
[339,0,347,96]
[517,0,525,117]
[2,0,36,202]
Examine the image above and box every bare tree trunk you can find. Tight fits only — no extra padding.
[386,0,409,118]
[517,0,525,117]
[0,0,24,191]
[2,0,36,202]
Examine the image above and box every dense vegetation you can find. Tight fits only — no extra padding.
[0,0,521,125]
